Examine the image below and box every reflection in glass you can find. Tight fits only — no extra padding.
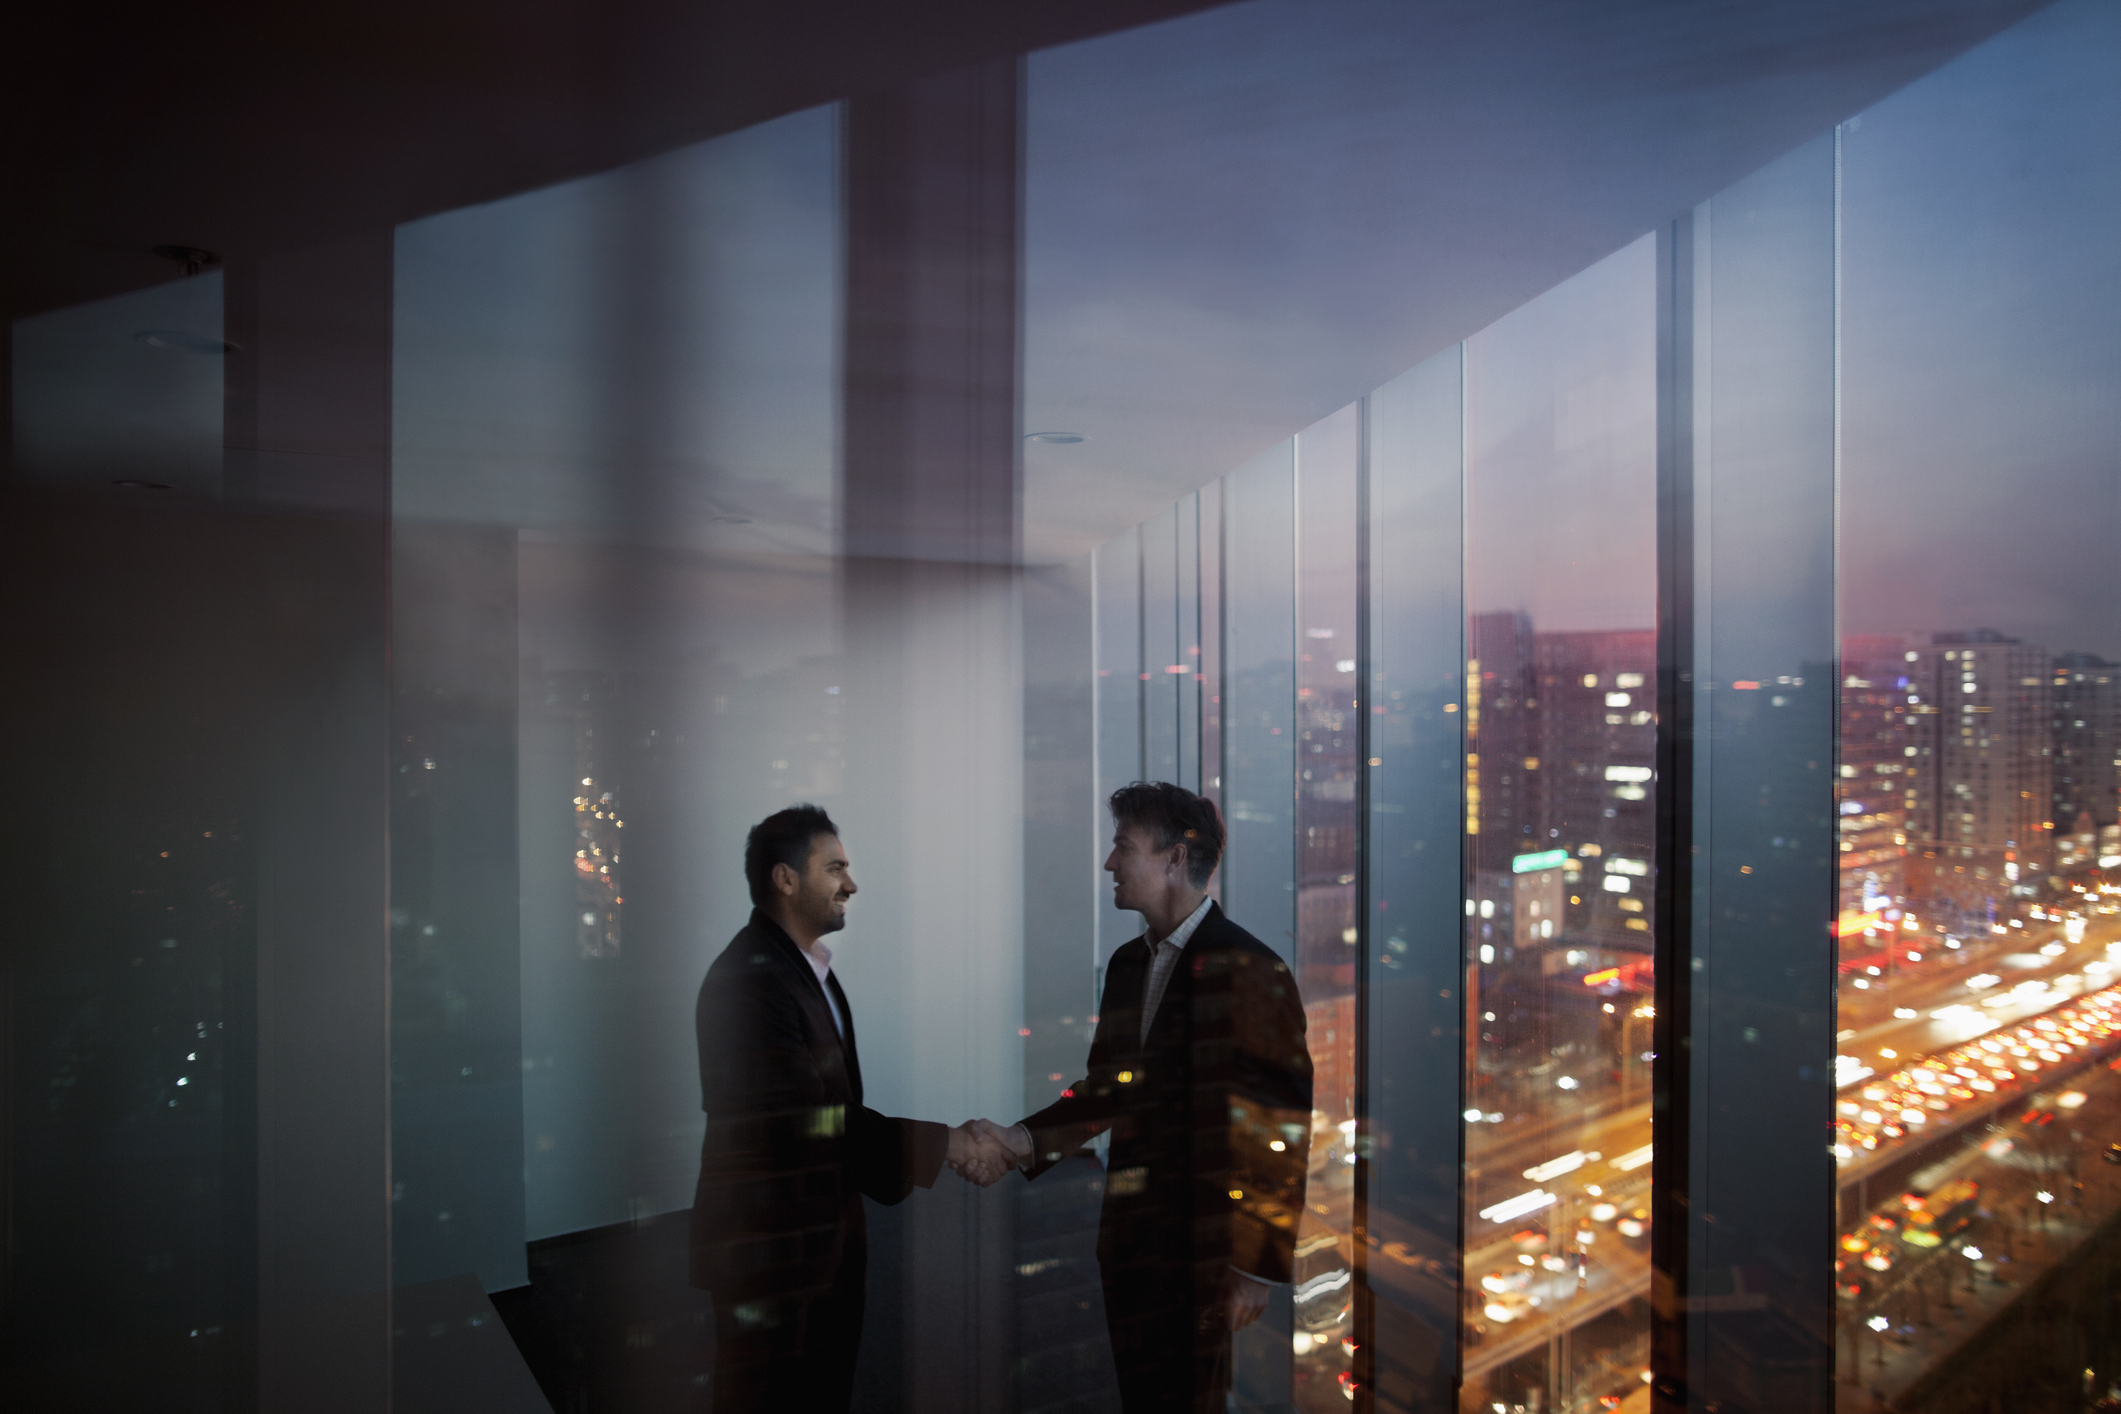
[20,4,2121,1408]
[391,104,847,1270]
[12,272,226,496]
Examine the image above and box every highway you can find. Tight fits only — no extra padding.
[1458,1100,1655,1400]
[1287,893,2121,1411]
[1828,895,2121,1406]
[1836,907,2121,1188]
[1836,905,2121,1073]
[1441,896,2121,1406]
[1833,1037,2121,1412]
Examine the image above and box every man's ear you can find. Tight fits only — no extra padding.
[1169,842,1190,878]
[771,861,800,897]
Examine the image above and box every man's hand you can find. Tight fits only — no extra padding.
[974,1117,1032,1167]
[946,1121,1019,1186]
[1220,1268,1271,1331]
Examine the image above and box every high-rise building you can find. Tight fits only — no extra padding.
[1463,618,1658,955]
[1838,635,1914,923]
[2051,653,2120,841]
[1466,611,1540,851]
[1463,616,1657,1116]
[1906,630,2053,917]
[1535,629,1658,953]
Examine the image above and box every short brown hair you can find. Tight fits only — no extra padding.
[1109,781,1224,888]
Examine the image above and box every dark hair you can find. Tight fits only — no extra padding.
[745,804,840,906]
[1109,781,1224,888]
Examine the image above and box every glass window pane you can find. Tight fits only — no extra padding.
[1178,492,1204,793]
[1834,1,2121,1403]
[1363,348,1470,1409]
[1143,503,1181,785]
[1202,477,1226,822]
[1280,403,1361,1405]
[1460,236,1658,1413]
[1224,441,1300,964]
[1097,521,1145,965]
[1682,129,1840,1409]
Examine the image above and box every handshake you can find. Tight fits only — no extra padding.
[945,1117,1031,1187]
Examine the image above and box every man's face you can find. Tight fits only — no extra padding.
[1104,821,1182,913]
[778,832,856,935]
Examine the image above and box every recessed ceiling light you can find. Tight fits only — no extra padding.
[1025,431,1087,445]
[111,480,175,491]
[134,330,238,355]
[709,515,751,524]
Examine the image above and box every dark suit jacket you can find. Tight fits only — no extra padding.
[1020,903,1312,1303]
[689,909,948,1302]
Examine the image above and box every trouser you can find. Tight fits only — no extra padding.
[711,1243,866,1414]
[1102,1264,1232,1414]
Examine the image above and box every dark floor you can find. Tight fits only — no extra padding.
[489,1153,1118,1414]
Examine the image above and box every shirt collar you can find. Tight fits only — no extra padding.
[1152,895,1215,953]
[749,907,835,982]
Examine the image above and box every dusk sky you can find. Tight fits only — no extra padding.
[1464,238,1656,635]
[1452,0,2120,654]
[1059,1,2117,660]
[1840,0,2121,660]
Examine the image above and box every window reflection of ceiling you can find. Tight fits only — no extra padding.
[392,107,839,557]
[7,0,2051,565]
[2,0,1237,326]
[12,273,227,497]
[1019,0,2045,564]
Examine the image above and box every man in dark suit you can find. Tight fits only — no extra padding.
[984,782,1313,1413]
[690,804,1013,1413]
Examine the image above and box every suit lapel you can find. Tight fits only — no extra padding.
[1147,942,1193,1052]
[1108,941,1151,1059]
[826,969,863,1105]
[753,914,848,1071]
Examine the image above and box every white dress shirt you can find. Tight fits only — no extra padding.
[802,938,845,1039]
[1140,894,1215,1042]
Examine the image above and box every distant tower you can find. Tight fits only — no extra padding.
[1534,627,1657,951]
[1466,610,1540,849]
[1907,630,2053,913]
[1838,635,1914,922]
[2051,652,2120,834]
